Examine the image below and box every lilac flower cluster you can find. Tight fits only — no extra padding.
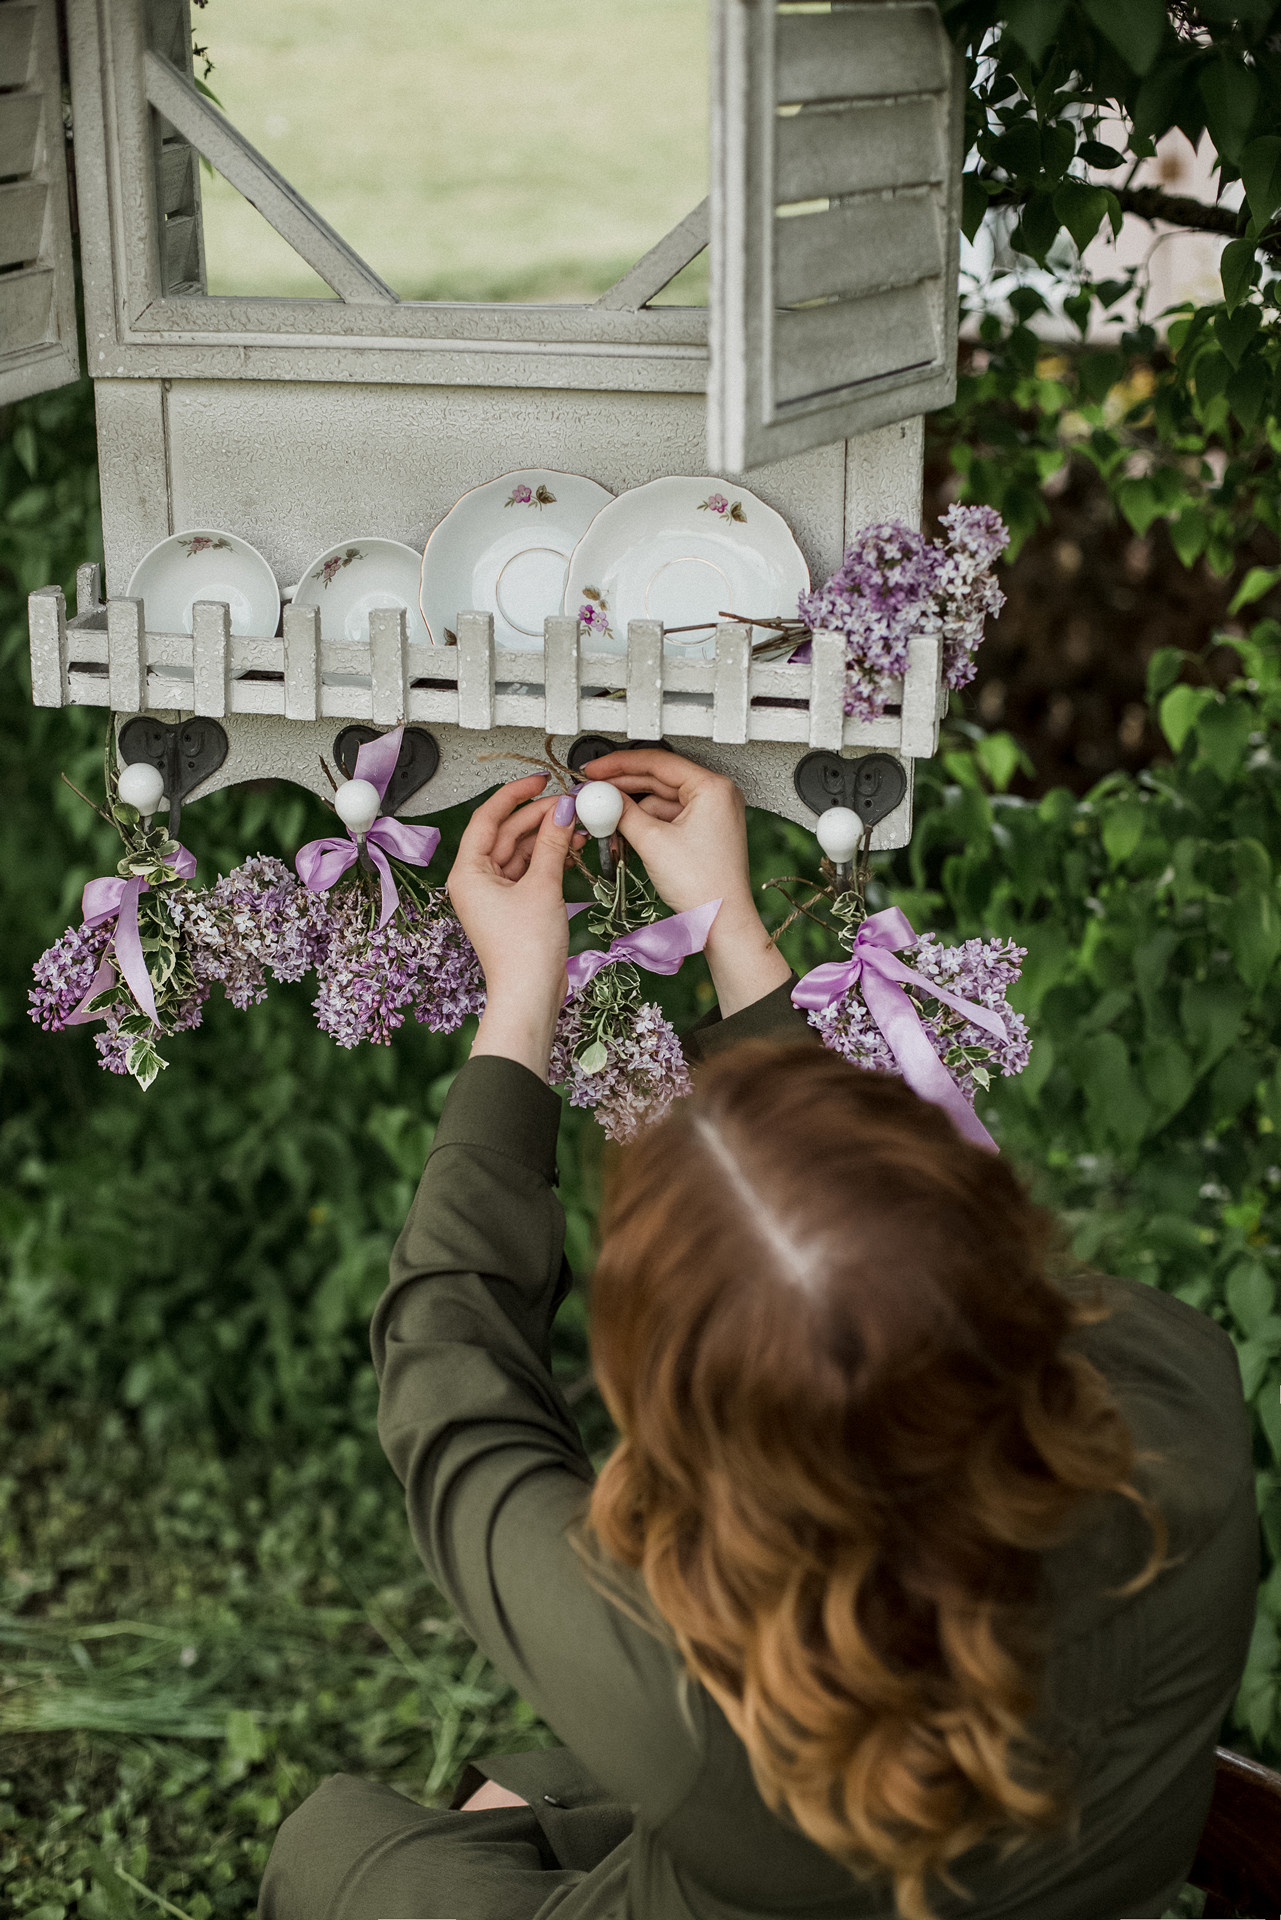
[32,849,486,1075]
[173,856,318,1009]
[807,931,1030,1106]
[550,998,691,1142]
[28,916,207,1077]
[934,504,1007,692]
[307,885,484,1049]
[798,522,939,722]
[29,920,112,1031]
[91,988,208,1076]
[796,507,1007,720]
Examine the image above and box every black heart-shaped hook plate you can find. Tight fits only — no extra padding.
[118,716,229,833]
[793,750,907,828]
[333,726,440,814]
[566,734,670,774]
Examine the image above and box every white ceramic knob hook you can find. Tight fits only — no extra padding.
[816,805,862,867]
[574,781,625,839]
[117,760,166,818]
[334,777,382,834]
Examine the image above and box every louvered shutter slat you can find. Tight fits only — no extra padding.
[0,0,33,84]
[145,1,208,296]
[776,98,944,202]
[775,5,949,101]
[0,0,80,405]
[774,286,938,407]
[775,191,942,307]
[0,265,54,349]
[0,91,41,173]
[0,178,48,267]
[709,0,962,474]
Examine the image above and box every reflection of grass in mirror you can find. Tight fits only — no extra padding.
[199,0,708,304]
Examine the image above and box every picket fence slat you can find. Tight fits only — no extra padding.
[34,599,942,756]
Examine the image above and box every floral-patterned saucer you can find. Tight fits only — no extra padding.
[291,539,431,647]
[563,477,809,660]
[419,469,614,652]
[127,529,281,638]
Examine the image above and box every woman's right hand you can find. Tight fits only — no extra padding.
[579,749,792,1018]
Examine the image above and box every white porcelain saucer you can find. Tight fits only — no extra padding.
[420,469,614,652]
[127,529,281,638]
[563,478,810,660]
[292,538,431,647]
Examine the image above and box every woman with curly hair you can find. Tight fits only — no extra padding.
[260,749,1256,1920]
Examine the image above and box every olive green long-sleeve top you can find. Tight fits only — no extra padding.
[372,985,1258,1920]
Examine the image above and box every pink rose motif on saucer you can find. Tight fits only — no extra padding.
[698,493,747,523]
[505,483,557,508]
[179,535,232,558]
[320,547,362,588]
[578,586,613,642]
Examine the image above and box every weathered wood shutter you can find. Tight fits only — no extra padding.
[144,0,206,296]
[708,0,962,474]
[0,0,79,403]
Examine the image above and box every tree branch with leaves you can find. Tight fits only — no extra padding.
[937,2,1281,574]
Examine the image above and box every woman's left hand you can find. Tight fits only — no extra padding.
[448,776,585,1078]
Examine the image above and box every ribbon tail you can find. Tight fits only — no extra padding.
[112,879,158,1025]
[65,954,119,1027]
[867,950,1009,1045]
[354,725,404,804]
[860,966,998,1152]
[365,839,399,929]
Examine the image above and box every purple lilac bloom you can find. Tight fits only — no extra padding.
[173,855,320,1009]
[934,503,1007,691]
[511,483,533,504]
[706,493,728,514]
[579,602,605,631]
[29,920,112,1030]
[309,887,484,1049]
[796,511,1007,720]
[797,522,943,721]
[807,931,1030,1105]
[93,1009,136,1074]
[549,999,691,1142]
[91,985,208,1075]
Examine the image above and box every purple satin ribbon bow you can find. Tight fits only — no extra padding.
[295,726,441,928]
[791,906,1007,1152]
[564,898,721,1001]
[67,844,198,1028]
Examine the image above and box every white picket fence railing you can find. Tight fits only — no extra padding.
[28,566,945,759]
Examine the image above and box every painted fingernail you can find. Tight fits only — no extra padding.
[554,795,577,826]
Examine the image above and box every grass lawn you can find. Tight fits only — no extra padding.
[0,1398,558,1917]
[198,0,709,303]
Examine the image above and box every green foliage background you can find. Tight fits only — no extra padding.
[4,373,1279,1919]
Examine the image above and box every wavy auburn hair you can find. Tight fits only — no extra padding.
[587,1043,1165,1920]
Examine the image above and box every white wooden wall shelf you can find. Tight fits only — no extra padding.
[28,566,944,844]
[14,0,963,853]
